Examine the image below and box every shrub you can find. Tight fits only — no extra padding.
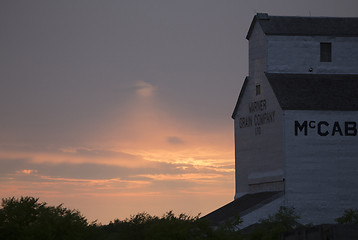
[336,209,358,224]
[246,206,301,240]
[0,196,94,240]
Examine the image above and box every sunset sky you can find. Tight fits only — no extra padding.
[1,0,357,224]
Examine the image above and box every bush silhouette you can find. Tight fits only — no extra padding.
[1,197,315,240]
[336,209,358,224]
[246,206,301,240]
[0,196,93,240]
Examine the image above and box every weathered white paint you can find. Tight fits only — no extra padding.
[234,73,284,199]
[284,110,358,224]
[249,22,267,80]
[267,36,358,74]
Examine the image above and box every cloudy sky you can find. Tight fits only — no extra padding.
[1,0,357,223]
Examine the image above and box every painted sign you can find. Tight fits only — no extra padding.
[238,99,275,135]
[295,120,357,136]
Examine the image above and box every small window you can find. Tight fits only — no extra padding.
[320,42,332,62]
[256,84,261,95]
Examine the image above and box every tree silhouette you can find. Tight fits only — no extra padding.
[0,196,93,240]
[247,206,302,240]
[336,209,358,224]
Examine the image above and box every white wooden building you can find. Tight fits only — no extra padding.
[204,13,358,227]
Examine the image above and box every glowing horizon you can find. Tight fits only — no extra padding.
[0,135,235,223]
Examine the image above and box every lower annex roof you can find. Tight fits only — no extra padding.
[202,191,283,226]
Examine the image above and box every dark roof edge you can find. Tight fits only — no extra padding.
[263,33,358,37]
[246,13,270,40]
[202,191,284,226]
[266,72,358,77]
[232,76,249,119]
[246,13,358,40]
[240,191,284,217]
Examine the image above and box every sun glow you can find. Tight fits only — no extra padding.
[0,78,235,224]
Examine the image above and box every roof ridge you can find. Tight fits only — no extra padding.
[246,13,358,40]
[265,14,358,19]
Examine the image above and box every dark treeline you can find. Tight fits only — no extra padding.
[1,196,357,240]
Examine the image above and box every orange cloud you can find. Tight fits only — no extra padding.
[20,169,37,175]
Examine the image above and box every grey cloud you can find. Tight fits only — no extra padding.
[166,136,184,145]
[0,158,32,175]
[0,158,182,181]
[0,145,142,161]
[69,148,141,161]
[0,155,230,184]
[150,178,199,191]
[134,81,156,97]
[37,162,130,180]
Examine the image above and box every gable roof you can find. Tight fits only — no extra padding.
[202,191,283,226]
[231,76,248,119]
[246,13,358,40]
[266,73,358,111]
